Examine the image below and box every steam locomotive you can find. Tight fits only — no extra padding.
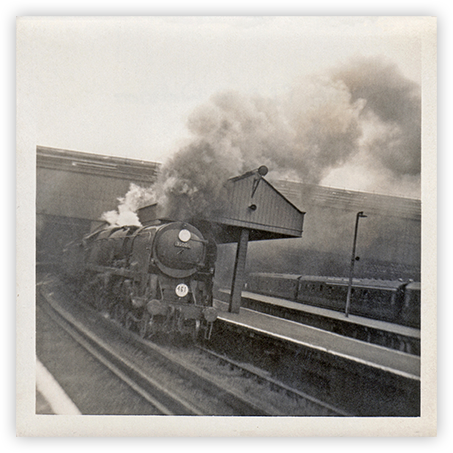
[246,273,420,329]
[62,220,218,340]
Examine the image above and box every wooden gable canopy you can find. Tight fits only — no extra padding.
[203,166,305,243]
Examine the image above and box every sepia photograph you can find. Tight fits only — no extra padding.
[16,15,437,437]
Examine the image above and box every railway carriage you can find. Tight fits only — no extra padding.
[247,273,420,328]
[401,281,421,328]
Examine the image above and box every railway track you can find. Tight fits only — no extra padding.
[38,294,202,415]
[195,346,350,416]
[38,276,345,416]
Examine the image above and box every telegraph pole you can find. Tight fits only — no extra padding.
[345,211,367,317]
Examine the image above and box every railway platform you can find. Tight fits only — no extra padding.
[213,297,420,380]
[36,358,81,415]
[216,288,421,355]
[212,296,420,416]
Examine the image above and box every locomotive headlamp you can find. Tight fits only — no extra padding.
[178,229,191,242]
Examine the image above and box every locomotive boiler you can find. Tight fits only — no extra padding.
[63,220,218,340]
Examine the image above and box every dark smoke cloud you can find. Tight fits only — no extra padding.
[330,56,421,177]
[103,56,421,226]
[282,77,364,183]
[156,83,367,220]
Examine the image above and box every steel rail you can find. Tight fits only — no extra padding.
[39,281,279,415]
[197,346,350,416]
[39,291,204,415]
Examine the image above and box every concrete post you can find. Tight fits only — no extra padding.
[228,228,250,314]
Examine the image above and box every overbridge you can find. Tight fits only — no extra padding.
[37,145,160,260]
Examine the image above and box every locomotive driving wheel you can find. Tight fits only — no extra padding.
[123,310,150,338]
[113,303,126,325]
[113,279,132,325]
[125,312,134,330]
[138,311,150,338]
[192,320,201,342]
[91,279,108,311]
[147,315,159,338]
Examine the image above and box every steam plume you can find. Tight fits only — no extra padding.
[101,183,157,226]
[103,56,421,226]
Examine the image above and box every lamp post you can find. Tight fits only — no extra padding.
[345,211,367,317]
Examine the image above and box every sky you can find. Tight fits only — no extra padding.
[17,16,433,198]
